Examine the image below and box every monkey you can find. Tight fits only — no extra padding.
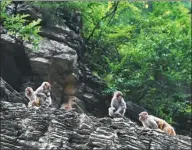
[25,87,40,107]
[108,91,126,117]
[139,111,176,136]
[155,118,176,136]
[34,82,51,96]
[34,82,52,107]
[138,111,158,129]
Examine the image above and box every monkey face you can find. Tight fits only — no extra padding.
[115,91,123,99]
[43,82,51,91]
[25,87,33,96]
[139,112,148,120]
[117,95,122,101]
[116,93,123,101]
[27,90,31,96]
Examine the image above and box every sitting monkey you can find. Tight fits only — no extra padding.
[108,91,127,117]
[139,111,176,136]
[34,82,52,107]
[25,87,41,107]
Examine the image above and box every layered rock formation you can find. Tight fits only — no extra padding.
[0,78,191,149]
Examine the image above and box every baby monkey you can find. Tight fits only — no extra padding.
[25,87,40,107]
[139,111,176,136]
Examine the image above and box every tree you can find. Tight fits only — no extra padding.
[1,1,42,49]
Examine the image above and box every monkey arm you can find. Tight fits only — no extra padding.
[141,122,150,129]
[115,107,124,113]
[141,122,146,127]
[34,87,43,95]
[115,98,126,113]
[108,98,117,116]
[36,92,47,98]
[121,98,126,108]
[47,97,52,106]
[108,107,115,116]
[148,117,158,129]
[140,121,152,131]
[110,98,116,108]
[110,99,118,113]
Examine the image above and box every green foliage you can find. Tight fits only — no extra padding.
[78,1,190,125]
[1,1,42,49]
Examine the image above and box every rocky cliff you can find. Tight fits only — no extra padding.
[1,3,108,117]
[0,78,191,149]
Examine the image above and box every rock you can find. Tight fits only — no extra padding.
[0,36,32,91]
[30,57,50,82]
[17,3,42,21]
[0,80,191,149]
[1,3,106,116]
[125,101,146,123]
[0,77,28,105]
[17,6,107,115]
[24,36,79,109]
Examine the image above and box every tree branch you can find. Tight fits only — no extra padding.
[85,2,119,43]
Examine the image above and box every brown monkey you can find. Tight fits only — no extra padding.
[108,91,126,117]
[139,111,176,136]
[25,87,40,107]
[34,82,52,107]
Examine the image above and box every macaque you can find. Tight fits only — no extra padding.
[34,82,51,96]
[139,111,176,136]
[25,87,40,107]
[34,82,52,107]
[108,91,127,117]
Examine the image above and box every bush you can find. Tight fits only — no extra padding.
[1,1,42,49]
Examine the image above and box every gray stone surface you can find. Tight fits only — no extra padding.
[0,78,191,150]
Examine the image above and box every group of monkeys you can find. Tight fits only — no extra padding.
[108,91,176,136]
[25,82,176,136]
